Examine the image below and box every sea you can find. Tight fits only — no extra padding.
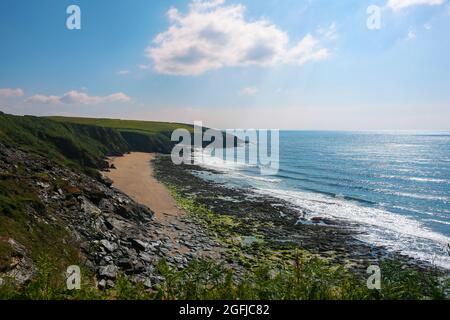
[192,131,450,269]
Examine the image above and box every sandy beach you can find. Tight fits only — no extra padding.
[103,152,223,259]
[104,152,184,221]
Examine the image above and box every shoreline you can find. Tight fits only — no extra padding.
[152,154,443,274]
[103,152,444,276]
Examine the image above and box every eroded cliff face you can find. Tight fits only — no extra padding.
[0,143,165,289]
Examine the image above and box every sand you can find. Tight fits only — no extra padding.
[103,152,223,259]
[103,152,184,221]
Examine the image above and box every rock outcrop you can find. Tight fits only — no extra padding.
[0,143,161,288]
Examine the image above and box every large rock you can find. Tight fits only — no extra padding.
[80,196,102,216]
[0,238,36,286]
[129,239,148,252]
[100,239,117,253]
[98,198,115,213]
[98,264,118,279]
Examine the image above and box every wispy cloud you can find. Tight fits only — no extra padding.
[387,0,445,11]
[317,22,338,41]
[146,0,329,75]
[239,86,258,96]
[0,88,24,97]
[137,64,151,70]
[407,28,417,40]
[26,90,131,105]
[117,70,130,75]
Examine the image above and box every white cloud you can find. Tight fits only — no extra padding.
[317,22,338,40]
[146,0,329,75]
[117,70,130,75]
[424,23,432,30]
[0,88,24,97]
[26,90,131,105]
[138,64,151,70]
[239,86,258,96]
[387,0,444,11]
[26,94,61,105]
[190,0,226,11]
[284,35,329,65]
[407,29,417,40]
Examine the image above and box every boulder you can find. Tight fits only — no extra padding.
[80,196,102,216]
[0,238,36,286]
[100,175,114,187]
[98,264,118,279]
[100,239,117,253]
[130,239,148,251]
[98,198,115,213]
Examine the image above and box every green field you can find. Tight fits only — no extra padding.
[47,116,193,135]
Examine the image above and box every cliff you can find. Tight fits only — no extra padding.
[0,112,193,288]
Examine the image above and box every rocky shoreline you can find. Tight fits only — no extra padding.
[153,154,440,276]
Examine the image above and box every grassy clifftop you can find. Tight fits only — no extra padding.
[47,116,193,134]
[0,112,193,176]
[48,116,193,155]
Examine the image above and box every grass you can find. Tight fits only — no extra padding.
[0,112,196,175]
[0,112,128,175]
[0,177,80,279]
[47,116,194,154]
[153,254,368,300]
[47,116,193,134]
[2,251,448,300]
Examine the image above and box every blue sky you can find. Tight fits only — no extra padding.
[0,0,449,130]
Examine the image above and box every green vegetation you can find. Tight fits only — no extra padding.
[153,254,368,300]
[0,174,80,276]
[167,188,292,270]
[48,116,194,154]
[0,112,195,176]
[0,112,127,175]
[47,116,193,134]
[154,255,450,300]
[1,252,448,300]
[0,112,109,278]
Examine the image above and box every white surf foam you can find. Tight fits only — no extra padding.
[192,149,250,172]
[254,187,450,269]
[378,174,450,184]
[192,149,450,269]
